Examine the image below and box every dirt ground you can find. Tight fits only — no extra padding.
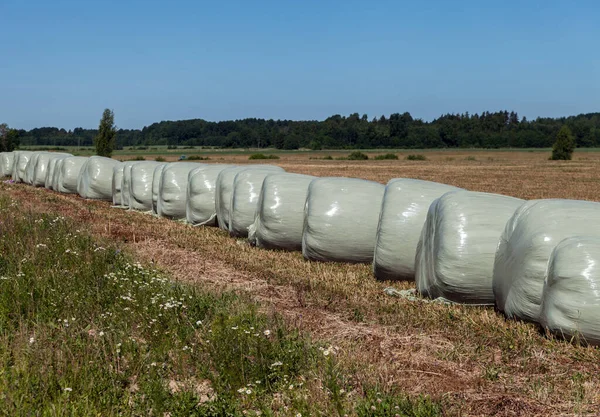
[3,150,600,416]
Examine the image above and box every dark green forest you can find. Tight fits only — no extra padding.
[12,111,600,150]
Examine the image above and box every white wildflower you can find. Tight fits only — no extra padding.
[64,387,72,392]
[29,337,35,344]
[263,330,271,336]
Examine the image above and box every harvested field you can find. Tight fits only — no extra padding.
[3,150,600,415]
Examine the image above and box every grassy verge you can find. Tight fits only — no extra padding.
[0,196,440,416]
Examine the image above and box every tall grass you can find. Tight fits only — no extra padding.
[0,196,439,416]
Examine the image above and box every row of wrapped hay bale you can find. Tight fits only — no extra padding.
[3,150,600,346]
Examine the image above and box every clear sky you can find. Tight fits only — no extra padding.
[1,0,598,130]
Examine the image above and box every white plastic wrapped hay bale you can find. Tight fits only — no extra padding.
[33,153,71,187]
[493,199,600,322]
[56,156,88,194]
[302,177,385,263]
[248,173,315,250]
[77,156,120,200]
[373,179,462,282]
[51,158,65,191]
[415,191,523,304]
[24,152,48,184]
[158,162,205,219]
[540,237,600,346]
[0,152,14,177]
[216,165,284,231]
[229,168,289,237]
[186,164,235,226]
[129,161,165,211]
[45,156,68,189]
[112,163,126,206]
[152,163,168,215]
[12,151,33,182]
[121,161,143,209]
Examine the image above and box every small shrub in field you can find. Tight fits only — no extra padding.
[346,151,369,160]
[322,155,334,160]
[187,155,210,160]
[406,154,427,161]
[374,153,399,160]
[155,156,166,162]
[132,156,145,161]
[551,125,576,160]
[249,153,280,160]
[465,156,476,161]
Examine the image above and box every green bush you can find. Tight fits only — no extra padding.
[406,154,427,161]
[187,155,210,160]
[248,153,280,160]
[551,125,576,160]
[374,153,399,160]
[132,156,145,161]
[346,151,369,160]
[155,156,166,162]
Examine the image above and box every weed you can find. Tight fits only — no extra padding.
[406,154,427,161]
[374,153,399,160]
[155,156,166,162]
[249,154,280,160]
[188,155,211,160]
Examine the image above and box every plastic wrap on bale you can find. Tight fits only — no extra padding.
[215,165,285,231]
[129,161,165,211]
[24,152,49,185]
[56,157,88,194]
[493,199,600,323]
[302,177,385,263]
[52,158,65,191]
[12,151,33,182]
[121,161,143,209]
[415,191,523,305]
[186,164,235,226]
[540,237,600,346]
[152,163,168,215]
[157,162,206,220]
[0,152,15,177]
[373,179,462,282]
[111,163,126,206]
[248,173,315,251]
[33,153,72,187]
[77,156,120,200]
[229,169,289,237]
[46,156,69,190]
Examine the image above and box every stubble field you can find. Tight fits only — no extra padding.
[3,149,600,416]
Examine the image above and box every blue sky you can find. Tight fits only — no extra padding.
[1,0,598,129]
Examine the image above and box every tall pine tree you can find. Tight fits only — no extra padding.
[551,125,576,160]
[94,109,116,157]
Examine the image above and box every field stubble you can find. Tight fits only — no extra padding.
[3,150,600,415]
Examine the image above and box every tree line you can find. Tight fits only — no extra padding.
[8,111,600,150]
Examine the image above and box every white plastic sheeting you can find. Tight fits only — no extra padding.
[45,156,68,190]
[56,157,88,194]
[186,164,234,226]
[12,151,33,182]
[129,161,164,211]
[111,163,126,206]
[302,177,385,263]
[229,169,288,237]
[33,153,71,187]
[158,162,204,219]
[493,199,600,322]
[77,156,120,200]
[248,173,316,251]
[121,161,142,209]
[24,152,48,185]
[152,163,168,215]
[0,152,14,177]
[373,179,462,282]
[415,191,524,304]
[51,158,65,191]
[216,165,285,231]
[540,237,600,346]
